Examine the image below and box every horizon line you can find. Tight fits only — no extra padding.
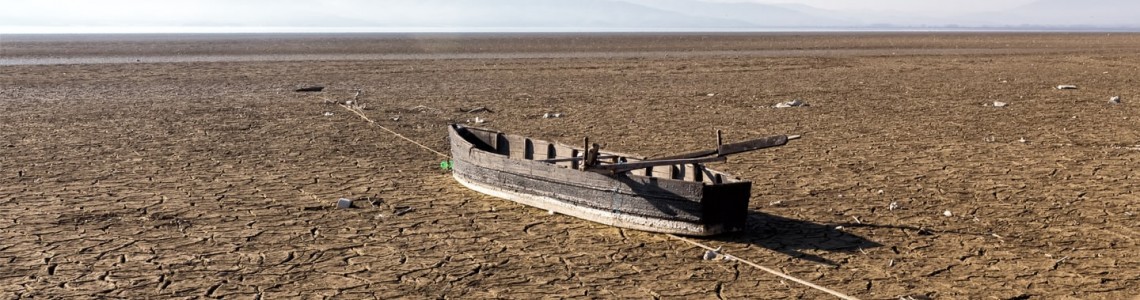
[4,26,1140,35]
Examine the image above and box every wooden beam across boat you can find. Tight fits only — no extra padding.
[538,155,620,163]
[591,156,727,174]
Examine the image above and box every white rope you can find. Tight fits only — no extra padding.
[666,234,861,300]
[337,103,450,159]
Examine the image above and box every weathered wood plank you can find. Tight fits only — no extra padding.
[505,134,529,159]
[718,135,790,156]
[456,164,705,221]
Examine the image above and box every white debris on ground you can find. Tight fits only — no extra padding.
[943,210,953,217]
[1056,85,1078,90]
[1110,96,1122,104]
[991,101,1009,107]
[466,117,486,124]
[773,99,809,108]
[702,250,718,260]
[701,246,723,260]
[336,198,353,209]
[323,112,334,116]
[889,201,900,211]
[542,112,564,118]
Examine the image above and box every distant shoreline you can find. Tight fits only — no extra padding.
[5,32,1140,66]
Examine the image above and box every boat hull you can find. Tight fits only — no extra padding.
[449,125,752,236]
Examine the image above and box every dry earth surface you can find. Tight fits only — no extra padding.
[1,33,1138,299]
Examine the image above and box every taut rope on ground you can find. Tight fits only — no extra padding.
[333,99,856,299]
[338,103,450,159]
[666,234,860,300]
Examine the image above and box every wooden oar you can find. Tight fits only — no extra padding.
[657,134,800,160]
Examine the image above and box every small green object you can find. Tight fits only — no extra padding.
[440,160,453,171]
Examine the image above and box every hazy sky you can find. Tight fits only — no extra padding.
[729,0,1039,13]
[0,0,1132,33]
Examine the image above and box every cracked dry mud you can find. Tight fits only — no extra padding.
[1,33,1138,299]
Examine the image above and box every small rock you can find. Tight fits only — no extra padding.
[943,210,953,217]
[323,112,334,116]
[336,198,353,209]
[707,93,716,97]
[391,116,401,121]
[548,210,555,215]
[889,201,899,211]
[774,99,808,108]
[1056,85,1078,90]
[473,117,486,124]
[702,250,718,260]
[295,86,325,92]
[1109,96,1122,104]
[992,101,1008,107]
[466,107,493,113]
[394,206,414,216]
[768,200,783,206]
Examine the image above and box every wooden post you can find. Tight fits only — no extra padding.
[716,130,723,148]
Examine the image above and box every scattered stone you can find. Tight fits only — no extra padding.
[336,198,353,209]
[768,200,783,206]
[295,86,325,92]
[1018,137,1027,143]
[943,210,953,217]
[701,246,723,260]
[1056,85,1078,90]
[707,93,716,97]
[992,101,1008,108]
[542,112,565,119]
[1109,96,1122,104]
[889,201,900,211]
[466,106,493,113]
[548,210,556,215]
[323,112,334,116]
[394,206,414,216]
[773,99,809,108]
[391,116,400,121]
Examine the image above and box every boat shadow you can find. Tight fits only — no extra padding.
[709,211,883,266]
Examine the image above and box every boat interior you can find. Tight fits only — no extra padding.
[457,126,743,184]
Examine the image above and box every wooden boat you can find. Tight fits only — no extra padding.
[448,124,797,236]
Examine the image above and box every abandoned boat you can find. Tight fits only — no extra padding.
[448,124,797,236]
